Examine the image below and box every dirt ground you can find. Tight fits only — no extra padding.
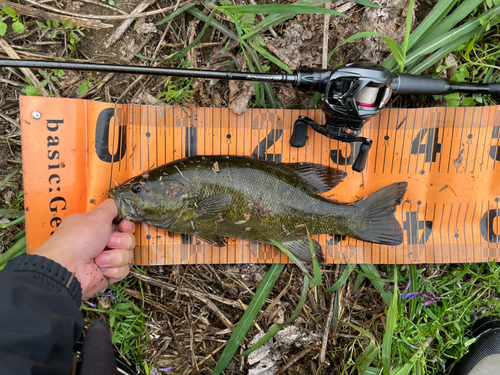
[0,0,446,373]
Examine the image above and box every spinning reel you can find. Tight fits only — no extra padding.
[1,59,499,172]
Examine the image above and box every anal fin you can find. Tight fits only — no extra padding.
[195,233,227,247]
[279,237,325,264]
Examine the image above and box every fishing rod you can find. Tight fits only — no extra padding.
[1,58,499,172]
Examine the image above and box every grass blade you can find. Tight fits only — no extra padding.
[241,0,338,41]
[250,43,292,74]
[359,264,392,305]
[212,264,285,375]
[0,168,20,190]
[0,215,25,229]
[218,4,347,17]
[154,3,194,26]
[163,9,217,62]
[382,269,399,375]
[324,263,356,293]
[239,273,309,357]
[0,236,26,270]
[336,318,377,341]
[355,340,380,374]
[269,239,313,279]
[243,43,279,109]
[350,0,379,7]
[186,7,237,40]
[328,32,405,70]
[408,265,418,320]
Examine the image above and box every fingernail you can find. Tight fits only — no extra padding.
[96,254,109,266]
[109,235,121,247]
[123,221,133,231]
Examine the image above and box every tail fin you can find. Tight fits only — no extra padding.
[353,182,408,246]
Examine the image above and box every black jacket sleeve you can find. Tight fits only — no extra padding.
[0,254,84,375]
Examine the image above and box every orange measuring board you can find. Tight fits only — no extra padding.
[20,96,500,265]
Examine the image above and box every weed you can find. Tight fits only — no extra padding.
[82,275,151,362]
[102,0,116,6]
[22,69,66,97]
[7,191,24,210]
[157,61,196,105]
[0,7,24,36]
[36,19,85,55]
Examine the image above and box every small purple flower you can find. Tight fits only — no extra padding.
[151,368,158,375]
[159,368,173,372]
[424,300,439,307]
[86,302,97,309]
[401,292,423,300]
[472,314,478,320]
[405,279,411,292]
[390,365,394,371]
[433,356,438,363]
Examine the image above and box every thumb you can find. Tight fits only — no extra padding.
[88,199,118,224]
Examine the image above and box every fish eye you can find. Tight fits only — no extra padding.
[132,185,142,193]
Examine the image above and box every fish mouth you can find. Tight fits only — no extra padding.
[108,189,143,222]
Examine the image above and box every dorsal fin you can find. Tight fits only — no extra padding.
[282,162,346,193]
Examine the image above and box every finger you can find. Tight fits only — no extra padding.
[89,199,118,224]
[95,249,133,267]
[117,220,135,233]
[106,232,135,250]
[100,266,130,282]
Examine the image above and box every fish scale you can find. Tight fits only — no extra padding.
[109,155,408,263]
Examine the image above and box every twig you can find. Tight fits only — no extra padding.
[0,113,20,129]
[124,288,181,319]
[23,0,198,21]
[276,347,315,374]
[322,2,332,69]
[320,292,335,364]
[184,341,228,375]
[0,0,113,29]
[255,268,294,324]
[0,37,49,96]
[104,0,157,49]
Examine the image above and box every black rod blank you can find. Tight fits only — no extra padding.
[0,58,296,84]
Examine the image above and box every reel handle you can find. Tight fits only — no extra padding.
[289,117,310,148]
[352,140,372,172]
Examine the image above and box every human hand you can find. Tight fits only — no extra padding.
[34,199,135,299]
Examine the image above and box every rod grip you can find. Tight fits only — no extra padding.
[393,74,449,95]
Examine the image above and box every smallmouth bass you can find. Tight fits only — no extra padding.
[109,155,408,263]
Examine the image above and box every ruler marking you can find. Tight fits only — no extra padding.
[398,108,408,174]
[373,112,381,174]
[463,202,470,262]
[464,107,475,173]
[492,108,500,171]
[429,202,436,263]
[471,202,477,263]
[480,109,491,173]
[446,108,457,173]
[437,109,447,173]
[382,110,390,174]
[438,203,445,263]
[407,109,418,175]
[454,202,461,263]
[108,104,117,192]
[390,109,400,174]
[455,108,466,174]
[471,107,483,174]
[446,203,454,262]
[147,108,150,265]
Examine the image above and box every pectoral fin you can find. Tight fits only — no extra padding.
[195,233,227,247]
[195,194,232,220]
[279,237,325,264]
